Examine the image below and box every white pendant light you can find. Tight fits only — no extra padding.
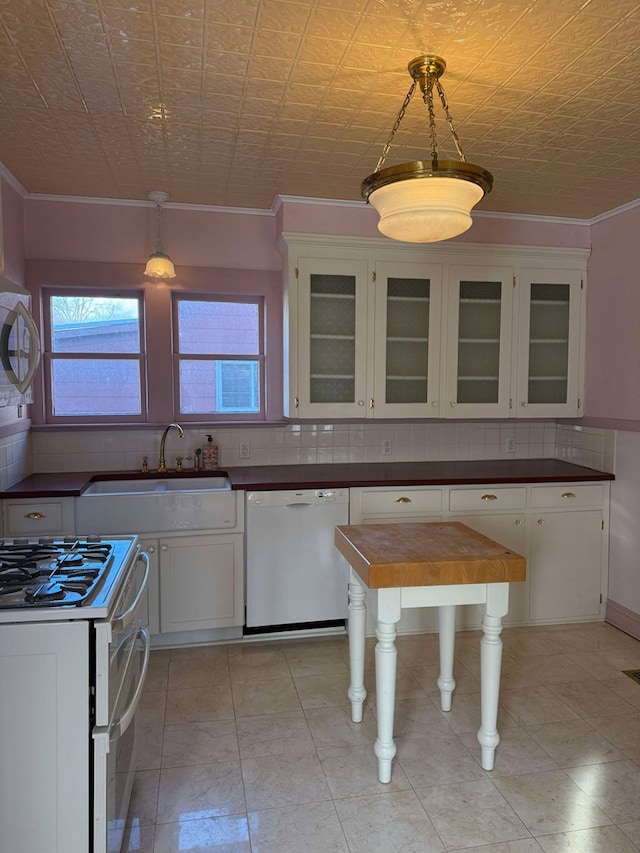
[362,56,493,244]
[144,190,176,279]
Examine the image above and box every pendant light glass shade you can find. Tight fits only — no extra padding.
[144,191,176,279]
[144,251,176,278]
[362,56,492,244]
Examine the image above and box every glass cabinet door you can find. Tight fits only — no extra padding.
[444,266,514,418]
[373,262,443,417]
[295,257,369,418]
[516,268,583,417]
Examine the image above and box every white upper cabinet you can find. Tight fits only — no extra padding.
[372,261,443,418]
[281,235,589,420]
[514,267,584,418]
[288,255,370,419]
[443,265,514,419]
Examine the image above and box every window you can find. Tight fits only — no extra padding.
[175,296,264,418]
[38,286,269,425]
[43,292,145,421]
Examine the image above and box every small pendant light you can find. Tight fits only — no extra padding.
[144,190,176,279]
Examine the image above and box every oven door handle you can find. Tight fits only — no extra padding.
[112,624,150,740]
[112,550,150,631]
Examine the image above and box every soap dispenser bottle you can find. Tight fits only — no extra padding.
[202,434,219,470]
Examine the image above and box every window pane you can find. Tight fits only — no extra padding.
[179,359,260,414]
[51,359,142,416]
[51,296,140,353]
[178,300,259,355]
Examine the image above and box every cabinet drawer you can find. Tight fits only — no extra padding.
[530,484,605,509]
[361,488,442,516]
[449,488,526,512]
[5,500,72,535]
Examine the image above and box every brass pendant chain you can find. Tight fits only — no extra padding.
[374,79,417,174]
[434,78,466,162]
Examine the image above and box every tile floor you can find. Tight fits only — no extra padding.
[125,621,640,852]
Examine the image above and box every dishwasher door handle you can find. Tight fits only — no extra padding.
[284,502,313,508]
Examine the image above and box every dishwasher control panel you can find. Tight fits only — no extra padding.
[247,488,349,507]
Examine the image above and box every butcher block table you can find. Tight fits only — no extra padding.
[334,521,526,783]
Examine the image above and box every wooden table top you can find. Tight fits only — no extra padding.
[335,522,526,589]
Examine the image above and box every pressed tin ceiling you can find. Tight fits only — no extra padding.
[2,0,640,219]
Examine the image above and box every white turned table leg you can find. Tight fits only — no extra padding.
[347,573,367,723]
[374,618,398,783]
[477,611,503,770]
[437,604,456,712]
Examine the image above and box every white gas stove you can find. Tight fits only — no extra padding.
[0,534,150,853]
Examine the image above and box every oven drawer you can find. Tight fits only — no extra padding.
[4,498,75,535]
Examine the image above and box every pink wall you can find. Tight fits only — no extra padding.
[24,196,590,276]
[25,199,282,272]
[585,205,640,422]
[26,260,284,423]
[0,176,25,286]
[277,198,591,248]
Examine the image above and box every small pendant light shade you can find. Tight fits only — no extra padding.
[144,191,176,278]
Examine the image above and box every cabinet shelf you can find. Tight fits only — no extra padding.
[311,373,355,380]
[386,296,430,303]
[387,336,429,343]
[529,376,567,381]
[530,299,569,306]
[310,293,355,300]
[387,375,427,381]
[458,338,500,344]
[459,298,501,304]
[529,338,569,345]
[310,334,355,341]
[458,376,499,382]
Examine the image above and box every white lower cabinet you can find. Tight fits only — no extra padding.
[137,539,160,635]
[159,533,244,633]
[73,490,245,639]
[451,513,527,628]
[528,484,607,623]
[350,481,609,635]
[529,508,604,622]
[3,497,75,537]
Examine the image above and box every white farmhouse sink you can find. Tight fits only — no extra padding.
[83,476,230,495]
[77,475,237,534]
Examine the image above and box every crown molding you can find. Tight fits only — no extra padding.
[588,196,640,225]
[0,162,28,197]
[26,192,273,215]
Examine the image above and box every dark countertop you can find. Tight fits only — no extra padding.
[0,459,614,499]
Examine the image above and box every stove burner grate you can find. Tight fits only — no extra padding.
[0,537,114,609]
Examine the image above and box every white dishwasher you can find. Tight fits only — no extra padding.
[245,488,350,631]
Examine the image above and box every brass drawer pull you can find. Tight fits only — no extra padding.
[395,497,412,504]
[25,511,46,519]
[481,494,498,501]
[561,492,576,499]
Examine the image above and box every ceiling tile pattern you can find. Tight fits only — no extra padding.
[1,0,640,217]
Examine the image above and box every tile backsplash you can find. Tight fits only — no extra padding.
[0,420,608,487]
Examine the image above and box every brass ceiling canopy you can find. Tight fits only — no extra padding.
[362,54,493,244]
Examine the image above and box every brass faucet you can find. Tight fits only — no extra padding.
[158,423,184,473]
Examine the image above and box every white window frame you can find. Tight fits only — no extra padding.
[173,294,266,422]
[42,288,147,425]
